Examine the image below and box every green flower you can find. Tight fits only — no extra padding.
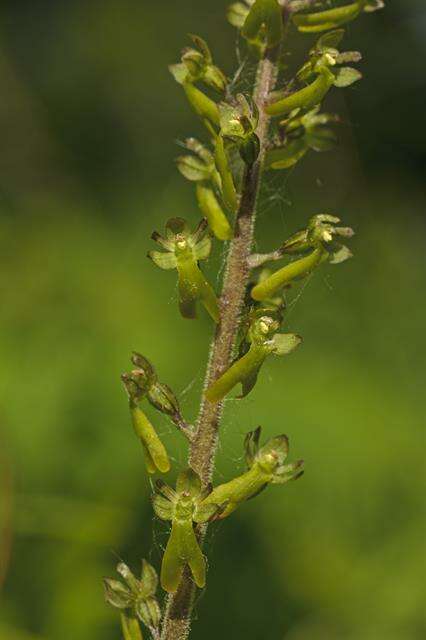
[251,214,354,301]
[206,309,302,401]
[200,427,304,518]
[266,31,362,117]
[148,218,220,322]
[103,560,161,638]
[153,469,224,593]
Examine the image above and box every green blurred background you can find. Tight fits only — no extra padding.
[1,1,425,639]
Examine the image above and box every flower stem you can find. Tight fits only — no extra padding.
[160,42,282,640]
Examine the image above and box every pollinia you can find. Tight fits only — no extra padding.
[104,1,384,639]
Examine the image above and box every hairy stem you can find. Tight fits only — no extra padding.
[160,45,282,640]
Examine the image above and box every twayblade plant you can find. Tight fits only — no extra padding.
[103,1,384,638]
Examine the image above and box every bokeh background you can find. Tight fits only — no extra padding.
[1,1,425,639]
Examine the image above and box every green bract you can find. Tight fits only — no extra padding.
[266,106,339,169]
[148,218,220,322]
[206,309,302,402]
[200,427,304,518]
[293,0,384,33]
[177,138,233,241]
[266,31,362,117]
[153,469,224,592]
[104,560,161,637]
[251,214,354,301]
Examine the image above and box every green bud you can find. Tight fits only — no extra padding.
[206,312,301,401]
[149,218,220,322]
[152,469,224,592]
[200,427,303,518]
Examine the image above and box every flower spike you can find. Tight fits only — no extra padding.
[206,309,302,402]
[152,469,225,592]
[251,214,354,301]
[104,560,161,638]
[149,218,220,322]
[200,427,304,518]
